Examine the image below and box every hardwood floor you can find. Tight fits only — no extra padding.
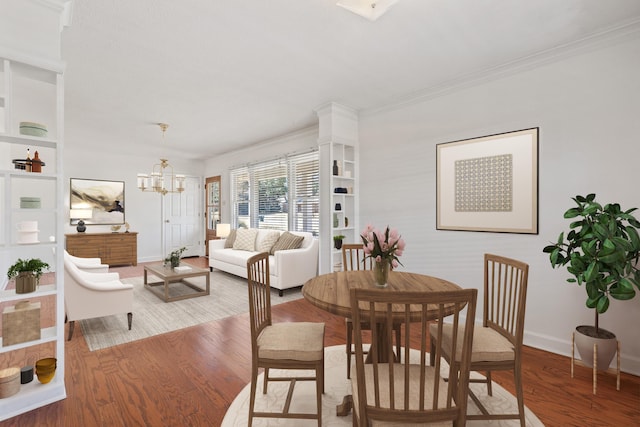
[1,258,638,426]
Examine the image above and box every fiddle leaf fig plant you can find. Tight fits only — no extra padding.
[543,194,640,334]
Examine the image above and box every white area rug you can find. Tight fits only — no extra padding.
[79,271,302,351]
[222,345,544,426]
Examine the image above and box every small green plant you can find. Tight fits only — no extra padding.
[333,235,345,241]
[7,258,50,280]
[164,247,187,268]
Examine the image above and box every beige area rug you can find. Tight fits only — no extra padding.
[79,271,302,351]
[222,345,545,427]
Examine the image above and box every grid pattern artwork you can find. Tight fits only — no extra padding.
[454,154,513,212]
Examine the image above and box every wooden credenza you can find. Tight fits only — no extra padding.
[65,232,138,266]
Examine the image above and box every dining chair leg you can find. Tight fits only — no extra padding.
[263,367,270,394]
[248,363,258,427]
[346,320,353,378]
[486,371,493,396]
[316,362,323,427]
[514,365,526,427]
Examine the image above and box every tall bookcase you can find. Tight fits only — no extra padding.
[316,102,359,274]
[0,54,66,420]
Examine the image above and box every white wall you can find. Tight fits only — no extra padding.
[358,36,640,374]
[64,149,204,262]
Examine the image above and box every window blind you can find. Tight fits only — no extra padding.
[230,150,319,235]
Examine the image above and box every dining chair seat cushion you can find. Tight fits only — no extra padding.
[257,322,325,361]
[351,363,452,427]
[431,324,514,362]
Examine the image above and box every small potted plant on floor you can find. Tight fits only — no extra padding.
[7,258,50,294]
[164,247,187,269]
[333,235,345,250]
[543,193,640,370]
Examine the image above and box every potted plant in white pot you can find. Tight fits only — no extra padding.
[7,258,50,294]
[543,193,640,370]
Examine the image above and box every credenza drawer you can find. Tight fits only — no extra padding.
[65,232,138,266]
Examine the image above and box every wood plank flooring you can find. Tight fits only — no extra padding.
[1,258,638,426]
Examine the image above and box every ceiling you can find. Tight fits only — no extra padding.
[61,0,640,160]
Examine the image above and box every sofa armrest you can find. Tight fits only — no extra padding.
[273,238,319,288]
[77,270,121,282]
[209,239,226,255]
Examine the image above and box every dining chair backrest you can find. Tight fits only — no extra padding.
[484,253,529,348]
[342,243,373,271]
[350,287,477,426]
[247,252,272,350]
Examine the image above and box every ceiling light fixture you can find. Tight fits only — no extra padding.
[137,123,185,196]
[336,0,398,21]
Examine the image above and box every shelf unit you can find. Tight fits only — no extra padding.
[0,55,66,420]
[330,142,357,271]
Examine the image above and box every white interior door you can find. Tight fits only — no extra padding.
[163,176,202,257]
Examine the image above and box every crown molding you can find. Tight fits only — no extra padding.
[362,18,640,118]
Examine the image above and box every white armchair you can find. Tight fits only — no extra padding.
[64,250,109,273]
[64,256,133,340]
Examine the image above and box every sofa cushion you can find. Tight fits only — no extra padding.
[234,229,258,251]
[213,248,258,265]
[270,231,305,255]
[256,230,281,253]
[224,229,237,249]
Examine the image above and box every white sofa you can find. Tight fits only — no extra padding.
[209,229,319,296]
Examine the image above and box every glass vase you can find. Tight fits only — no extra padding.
[373,259,390,288]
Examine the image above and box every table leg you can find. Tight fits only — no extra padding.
[144,269,148,285]
[365,322,396,363]
[164,278,169,302]
[337,394,353,417]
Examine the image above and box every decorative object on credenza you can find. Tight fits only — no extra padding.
[110,225,122,233]
[361,224,405,288]
[164,246,187,269]
[71,178,125,225]
[2,300,41,346]
[124,222,130,233]
[436,127,539,234]
[70,208,92,232]
[137,123,186,196]
[6,258,50,294]
[333,235,345,250]
[16,220,39,244]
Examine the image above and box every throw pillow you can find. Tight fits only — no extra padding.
[224,229,237,249]
[270,231,305,255]
[256,230,281,253]
[233,229,258,251]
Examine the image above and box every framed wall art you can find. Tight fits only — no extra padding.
[436,127,538,234]
[70,178,125,225]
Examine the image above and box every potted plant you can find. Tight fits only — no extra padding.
[164,247,187,269]
[543,193,640,370]
[333,235,345,250]
[7,258,50,294]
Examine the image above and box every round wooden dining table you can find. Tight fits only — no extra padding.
[302,270,462,319]
[302,269,463,416]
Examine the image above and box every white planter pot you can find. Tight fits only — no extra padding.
[574,325,617,371]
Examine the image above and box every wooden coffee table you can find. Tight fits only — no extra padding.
[144,262,210,302]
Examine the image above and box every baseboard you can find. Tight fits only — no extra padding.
[524,330,640,377]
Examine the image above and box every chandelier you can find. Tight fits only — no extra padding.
[136,123,185,195]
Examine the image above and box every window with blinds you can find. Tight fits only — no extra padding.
[230,151,319,235]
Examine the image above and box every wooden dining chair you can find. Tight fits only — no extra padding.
[246,252,325,427]
[350,287,478,426]
[342,243,401,379]
[430,253,529,426]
